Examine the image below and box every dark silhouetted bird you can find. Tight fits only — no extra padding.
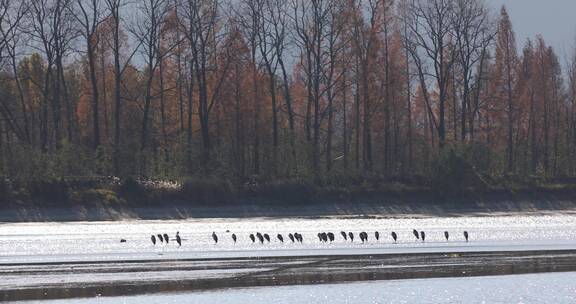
[264,234,271,243]
[317,233,323,242]
[321,232,328,242]
[120,239,126,243]
[295,233,303,243]
[277,234,284,243]
[157,234,164,243]
[232,233,237,244]
[360,232,368,243]
[250,234,256,243]
[176,232,182,247]
[341,231,347,241]
[212,232,218,244]
[375,231,380,241]
[464,231,469,242]
[164,234,169,244]
[420,231,426,242]
[327,232,335,242]
[151,235,157,245]
[288,233,295,243]
[413,229,420,240]
[391,231,397,243]
[349,232,354,242]
[444,231,449,241]
[257,232,264,244]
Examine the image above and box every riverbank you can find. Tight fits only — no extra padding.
[3,176,576,222]
[3,188,576,222]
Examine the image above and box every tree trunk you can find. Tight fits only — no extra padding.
[86,40,100,150]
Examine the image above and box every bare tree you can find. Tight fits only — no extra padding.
[291,0,336,174]
[104,0,140,174]
[349,0,385,171]
[237,0,264,175]
[105,0,124,174]
[323,0,348,172]
[0,0,27,68]
[0,0,29,143]
[72,0,106,149]
[452,0,494,142]
[131,0,172,151]
[29,0,58,151]
[179,0,229,170]
[52,0,76,146]
[265,0,294,132]
[405,0,457,149]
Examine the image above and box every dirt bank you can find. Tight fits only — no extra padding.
[2,189,576,222]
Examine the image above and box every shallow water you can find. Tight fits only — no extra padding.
[2,214,576,264]
[13,272,576,304]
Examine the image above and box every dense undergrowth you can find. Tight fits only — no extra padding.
[1,147,576,207]
[0,174,575,208]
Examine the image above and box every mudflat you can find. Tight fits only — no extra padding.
[3,249,576,301]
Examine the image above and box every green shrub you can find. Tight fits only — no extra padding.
[254,179,318,204]
[431,146,489,191]
[0,179,11,203]
[179,177,236,205]
[71,188,124,205]
[28,179,70,203]
[118,177,144,197]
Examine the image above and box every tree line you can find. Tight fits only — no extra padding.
[0,0,574,183]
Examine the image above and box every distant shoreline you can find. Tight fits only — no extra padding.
[2,188,576,222]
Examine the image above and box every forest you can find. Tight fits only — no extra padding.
[1,0,576,203]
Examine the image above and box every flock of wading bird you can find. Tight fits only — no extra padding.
[147,229,470,247]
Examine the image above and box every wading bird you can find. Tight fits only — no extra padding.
[277,234,284,243]
[264,234,271,243]
[212,232,218,244]
[341,231,347,241]
[420,231,426,242]
[294,233,303,243]
[157,234,164,243]
[360,232,368,243]
[163,234,169,244]
[391,231,397,243]
[348,232,354,242]
[232,233,237,244]
[327,232,335,242]
[257,233,264,244]
[288,233,295,243]
[464,231,469,242]
[250,234,256,243]
[444,231,449,241]
[375,231,380,241]
[413,229,420,240]
[176,232,182,247]
[151,235,156,245]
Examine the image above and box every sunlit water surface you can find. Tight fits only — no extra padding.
[1,214,576,263]
[13,272,576,304]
